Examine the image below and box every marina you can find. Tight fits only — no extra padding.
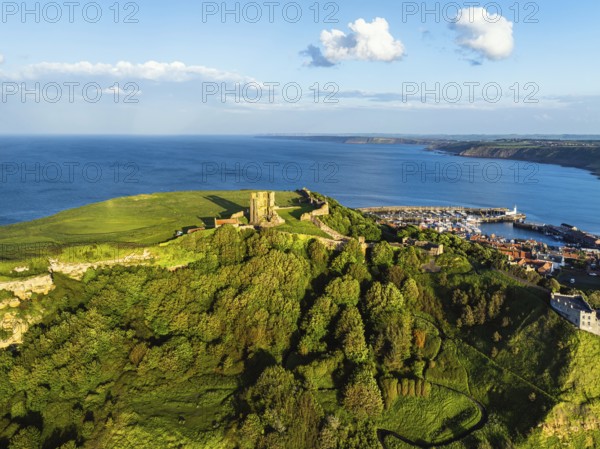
[364,205,600,250]
[359,206,526,237]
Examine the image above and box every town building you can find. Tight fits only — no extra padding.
[214,218,240,228]
[536,253,565,273]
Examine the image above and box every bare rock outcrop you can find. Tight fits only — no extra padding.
[0,275,55,300]
[0,312,33,349]
[49,249,153,279]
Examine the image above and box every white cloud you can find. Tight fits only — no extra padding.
[3,60,249,82]
[102,85,142,97]
[453,7,514,61]
[308,17,405,66]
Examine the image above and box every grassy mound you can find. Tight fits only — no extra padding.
[380,384,482,445]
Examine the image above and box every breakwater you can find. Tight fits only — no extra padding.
[358,206,526,223]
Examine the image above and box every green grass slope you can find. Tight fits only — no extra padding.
[0,190,303,246]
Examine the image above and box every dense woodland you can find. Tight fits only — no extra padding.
[0,200,599,449]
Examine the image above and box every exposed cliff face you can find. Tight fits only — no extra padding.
[431,142,600,178]
[49,249,153,280]
[0,297,21,310]
[0,312,32,349]
[0,249,154,347]
[0,276,54,348]
[0,275,55,300]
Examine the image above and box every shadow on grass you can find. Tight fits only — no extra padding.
[287,205,315,221]
[199,195,248,228]
[205,195,245,217]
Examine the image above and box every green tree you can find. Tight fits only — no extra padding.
[211,225,245,265]
[330,251,356,275]
[386,265,407,288]
[245,366,323,449]
[342,366,384,419]
[9,427,42,449]
[299,296,338,355]
[588,291,600,308]
[364,282,404,322]
[379,377,399,409]
[335,307,368,363]
[346,263,372,284]
[400,277,420,306]
[452,289,470,307]
[461,305,476,327]
[540,277,561,293]
[308,239,329,271]
[493,331,502,343]
[371,241,394,267]
[325,276,361,307]
[376,313,413,371]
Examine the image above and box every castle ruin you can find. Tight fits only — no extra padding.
[249,191,284,227]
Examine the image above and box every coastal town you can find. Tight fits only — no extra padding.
[364,205,600,287]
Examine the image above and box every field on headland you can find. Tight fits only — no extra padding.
[0,190,303,246]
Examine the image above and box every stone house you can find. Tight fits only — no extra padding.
[550,293,600,336]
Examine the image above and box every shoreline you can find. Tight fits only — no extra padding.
[428,147,600,180]
[263,135,600,179]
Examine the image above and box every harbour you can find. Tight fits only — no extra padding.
[363,205,600,250]
[358,205,526,223]
[359,206,526,237]
[513,221,600,248]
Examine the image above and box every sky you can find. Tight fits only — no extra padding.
[0,0,599,134]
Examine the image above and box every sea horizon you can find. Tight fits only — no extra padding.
[2,135,599,240]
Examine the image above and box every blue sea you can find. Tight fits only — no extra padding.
[1,135,599,240]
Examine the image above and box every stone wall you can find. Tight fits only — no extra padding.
[300,202,330,221]
[310,217,368,255]
[311,217,346,241]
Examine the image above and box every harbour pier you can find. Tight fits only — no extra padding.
[358,206,526,224]
[514,221,600,248]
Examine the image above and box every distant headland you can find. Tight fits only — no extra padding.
[263,135,600,178]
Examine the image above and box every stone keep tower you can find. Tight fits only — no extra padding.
[250,191,276,225]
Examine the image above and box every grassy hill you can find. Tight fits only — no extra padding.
[1,191,599,448]
[0,190,304,246]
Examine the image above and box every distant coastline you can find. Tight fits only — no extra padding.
[264,135,600,179]
[428,140,600,179]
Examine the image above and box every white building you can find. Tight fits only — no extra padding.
[550,294,600,336]
[537,253,565,274]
